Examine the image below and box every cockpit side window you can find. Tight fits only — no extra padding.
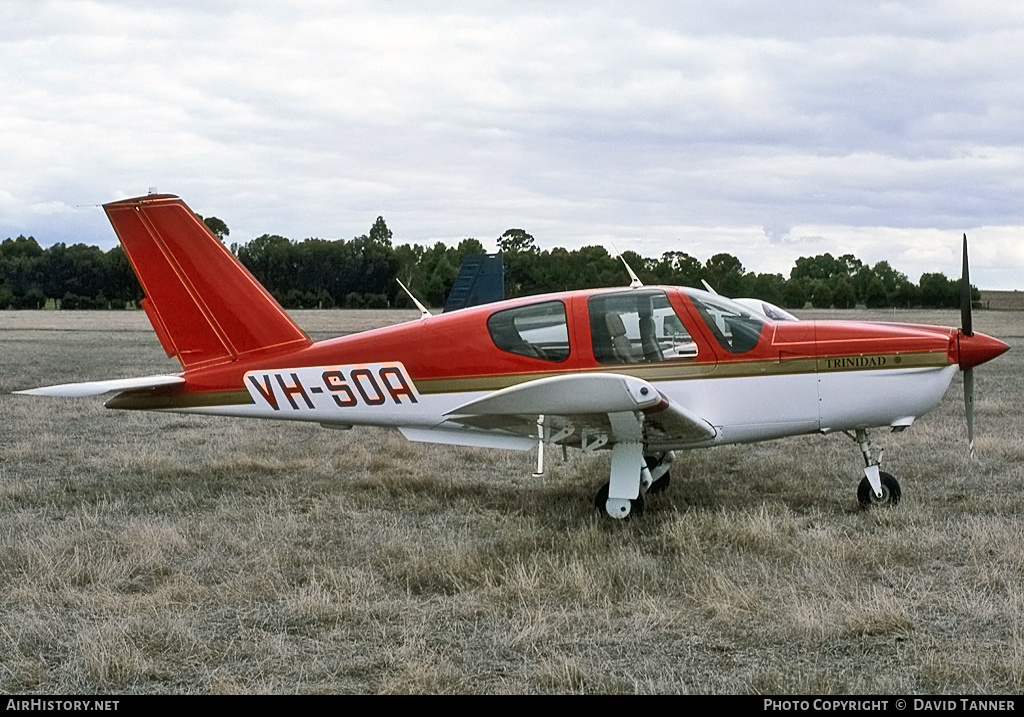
[588,290,697,365]
[487,301,570,362]
[687,291,765,354]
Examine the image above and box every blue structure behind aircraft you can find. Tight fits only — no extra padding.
[443,253,505,312]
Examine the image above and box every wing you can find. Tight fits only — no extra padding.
[14,374,185,398]
[443,373,716,447]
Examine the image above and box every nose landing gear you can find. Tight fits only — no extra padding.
[857,471,901,507]
[849,429,902,508]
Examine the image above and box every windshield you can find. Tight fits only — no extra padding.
[685,289,766,354]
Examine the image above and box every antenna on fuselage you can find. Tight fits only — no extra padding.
[700,279,719,295]
[609,241,644,289]
[396,279,433,319]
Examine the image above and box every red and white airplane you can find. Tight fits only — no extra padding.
[17,194,1009,518]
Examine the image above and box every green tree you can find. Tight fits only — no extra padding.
[809,280,834,308]
[782,277,809,309]
[455,238,486,264]
[422,253,458,307]
[0,236,44,300]
[792,253,849,282]
[703,253,746,296]
[498,229,539,297]
[104,245,141,307]
[200,216,230,242]
[747,273,787,306]
[919,273,954,308]
[650,251,702,288]
[832,278,856,309]
[497,229,537,254]
[0,235,44,260]
[236,234,296,299]
[369,216,393,247]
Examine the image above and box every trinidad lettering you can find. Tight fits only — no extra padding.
[824,355,888,370]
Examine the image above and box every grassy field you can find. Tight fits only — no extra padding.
[1,307,1022,694]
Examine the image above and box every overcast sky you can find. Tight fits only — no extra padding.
[3,1,1024,288]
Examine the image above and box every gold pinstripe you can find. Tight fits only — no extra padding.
[104,350,952,408]
[415,350,951,394]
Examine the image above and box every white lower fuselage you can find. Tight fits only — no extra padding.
[170,362,959,453]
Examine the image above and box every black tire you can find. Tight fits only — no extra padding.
[644,454,671,495]
[857,471,901,508]
[627,493,645,518]
[593,483,645,518]
[647,473,671,495]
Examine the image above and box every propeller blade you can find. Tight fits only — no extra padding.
[964,367,975,455]
[961,233,973,337]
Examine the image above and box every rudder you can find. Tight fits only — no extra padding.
[104,194,311,369]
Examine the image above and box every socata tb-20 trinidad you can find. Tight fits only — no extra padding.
[17,194,1009,518]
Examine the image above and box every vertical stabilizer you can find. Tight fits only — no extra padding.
[104,194,311,369]
[443,253,505,312]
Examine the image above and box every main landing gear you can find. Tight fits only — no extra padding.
[848,428,901,508]
[593,451,674,519]
[591,428,904,517]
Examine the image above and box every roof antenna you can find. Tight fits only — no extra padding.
[609,241,643,289]
[700,279,719,295]
[396,279,433,319]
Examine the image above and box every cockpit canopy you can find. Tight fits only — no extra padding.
[683,288,766,354]
[485,286,769,365]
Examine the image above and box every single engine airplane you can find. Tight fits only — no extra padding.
[16,194,1009,518]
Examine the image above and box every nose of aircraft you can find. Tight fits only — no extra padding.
[958,330,1009,371]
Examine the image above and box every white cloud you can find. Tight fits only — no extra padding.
[2,1,1023,288]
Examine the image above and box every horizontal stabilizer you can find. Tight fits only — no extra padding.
[14,374,185,398]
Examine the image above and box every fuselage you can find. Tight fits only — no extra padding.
[105,286,1007,452]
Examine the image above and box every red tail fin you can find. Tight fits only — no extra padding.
[104,194,311,369]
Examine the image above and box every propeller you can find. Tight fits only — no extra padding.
[961,233,975,453]
[961,233,973,338]
[955,236,1009,453]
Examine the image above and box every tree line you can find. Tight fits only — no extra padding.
[0,216,977,310]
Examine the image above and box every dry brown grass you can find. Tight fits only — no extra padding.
[1,307,1023,694]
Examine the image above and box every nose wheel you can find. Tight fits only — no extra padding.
[848,429,902,509]
[857,471,901,507]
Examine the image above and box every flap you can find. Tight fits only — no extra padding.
[446,373,662,417]
[445,373,716,446]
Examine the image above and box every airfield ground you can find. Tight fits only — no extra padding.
[1,307,1022,694]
